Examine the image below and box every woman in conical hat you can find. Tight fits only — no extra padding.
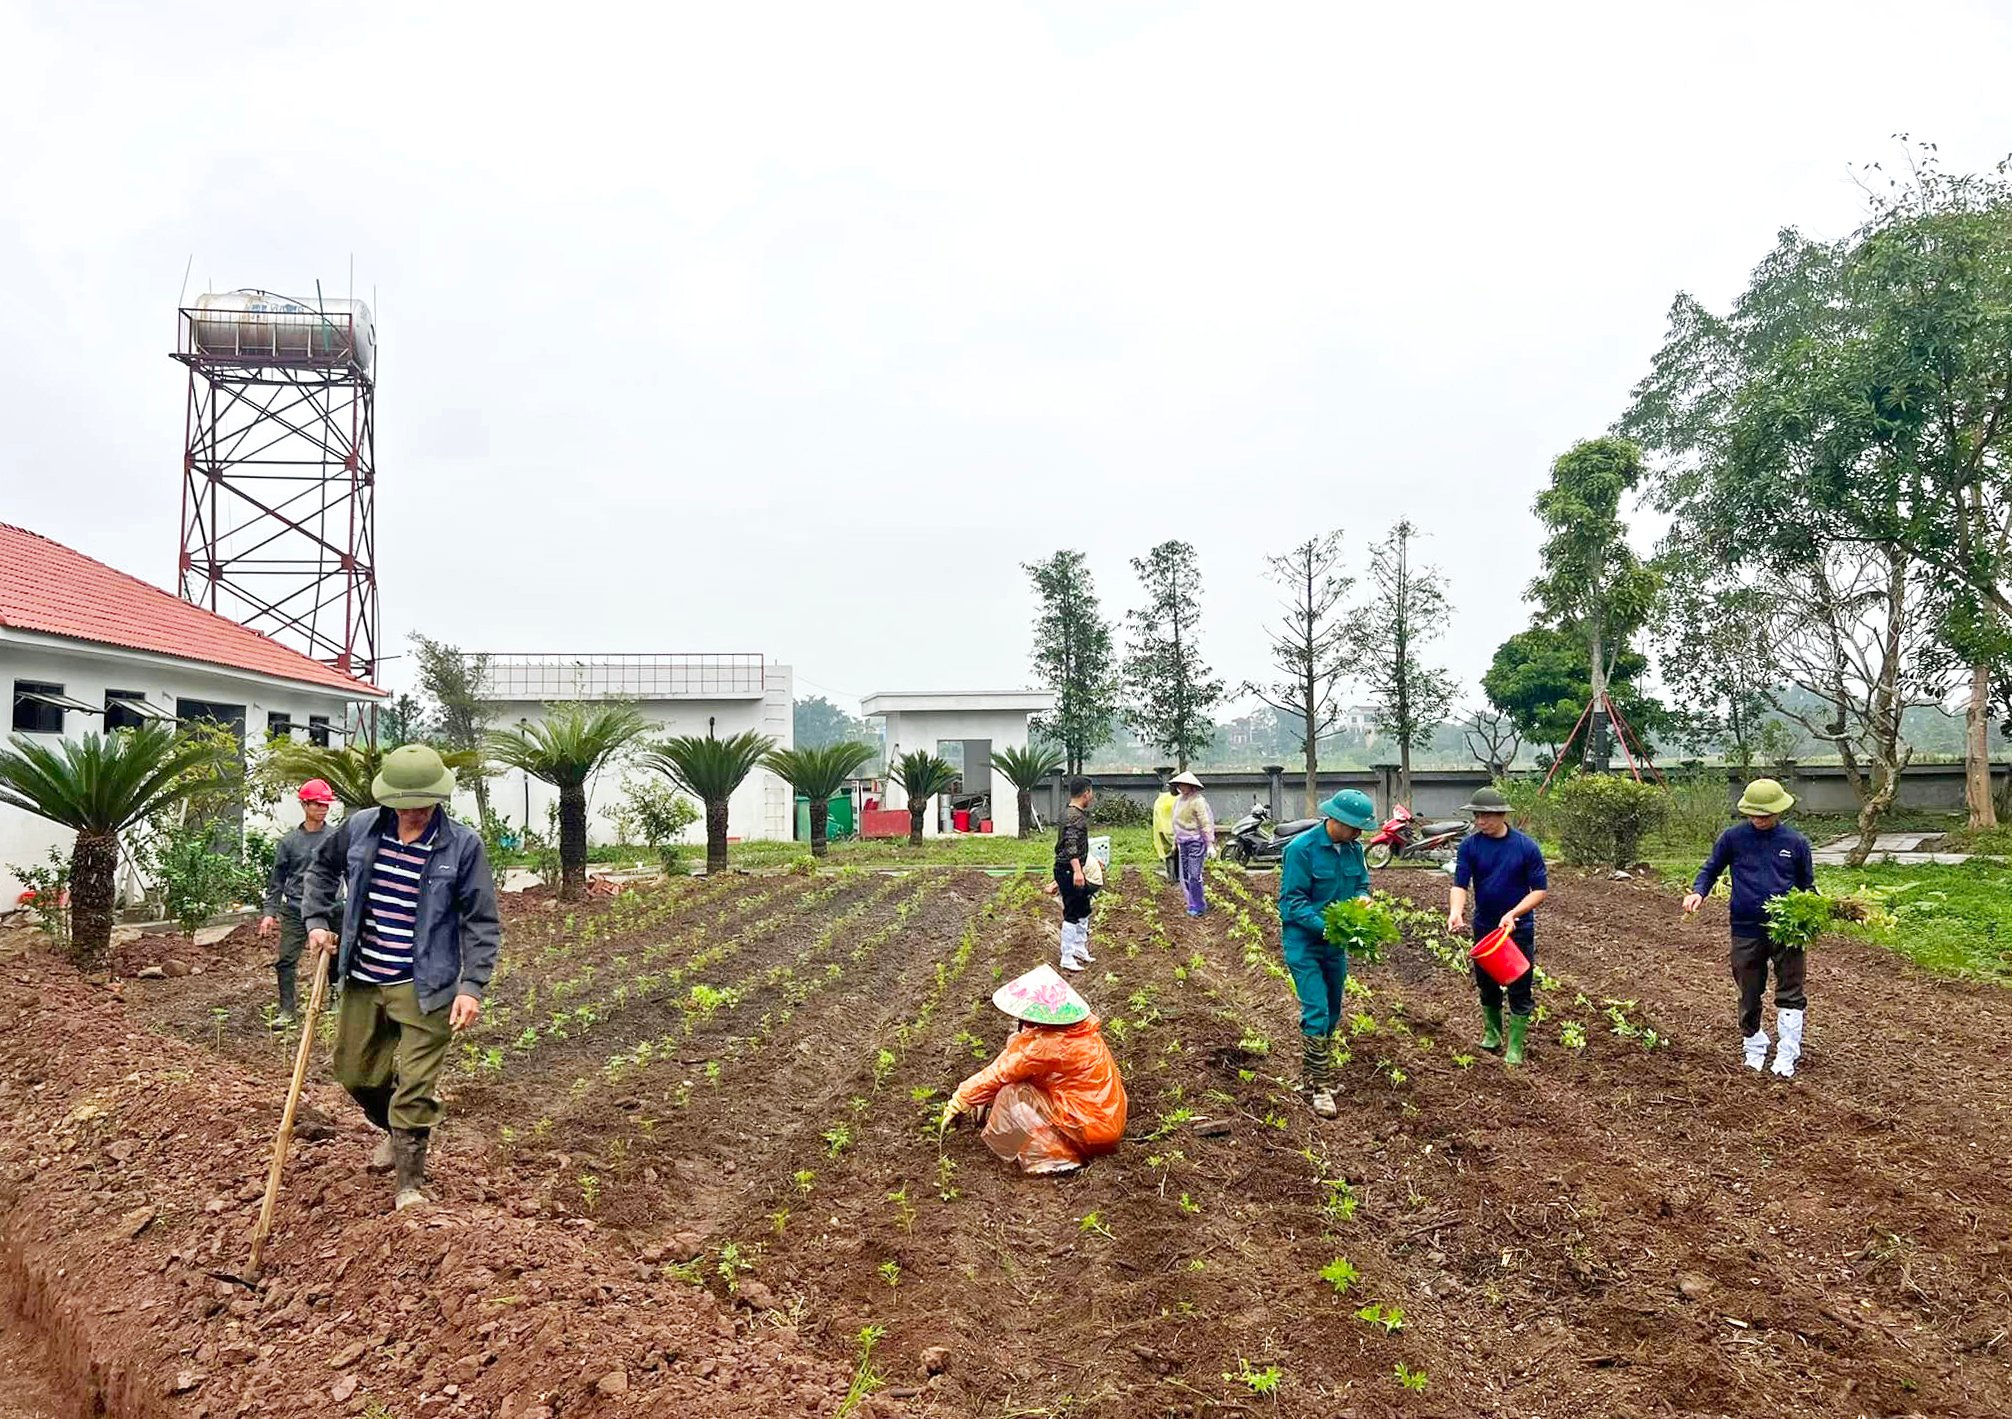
[940,963,1128,1174]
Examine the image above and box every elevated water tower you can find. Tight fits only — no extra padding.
[172,289,379,681]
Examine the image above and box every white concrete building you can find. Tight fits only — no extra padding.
[464,653,794,845]
[0,523,384,902]
[862,690,1056,837]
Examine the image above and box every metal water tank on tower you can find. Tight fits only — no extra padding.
[173,287,381,684]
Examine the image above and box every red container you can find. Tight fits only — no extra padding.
[1469,925,1530,986]
[953,809,972,832]
[979,820,994,834]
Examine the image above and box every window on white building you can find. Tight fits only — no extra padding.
[104,691,156,731]
[308,715,331,747]
[267,711,295,740]
[12,681,68,734]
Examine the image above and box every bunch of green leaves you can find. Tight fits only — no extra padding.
[135,810,245,936]
[1763,888,1833,951]
[1323,895,1400,964]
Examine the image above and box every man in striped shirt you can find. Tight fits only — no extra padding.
[304,745,501,1211]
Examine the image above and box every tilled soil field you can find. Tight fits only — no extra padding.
[3,862,2010,1418]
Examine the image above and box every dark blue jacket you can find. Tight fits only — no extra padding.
[1693,821,1815,941]
[300,807,502,1013]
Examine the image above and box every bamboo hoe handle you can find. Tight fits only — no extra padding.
[248,958,330,1277]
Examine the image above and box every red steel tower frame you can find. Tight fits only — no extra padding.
[173,297,379,680]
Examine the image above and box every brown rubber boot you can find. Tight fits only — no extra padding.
[391,1128,430,1210]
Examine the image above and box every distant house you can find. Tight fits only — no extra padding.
[0,523,384,901]
[467,653,795,844]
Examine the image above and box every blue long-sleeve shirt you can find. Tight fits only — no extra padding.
[1692,821,1815,940]
[1277,828,1371,951]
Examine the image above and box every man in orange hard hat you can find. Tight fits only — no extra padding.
[258,778,337,1023]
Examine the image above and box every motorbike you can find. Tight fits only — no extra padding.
[1364,803,1470,869]
[1221,801,1321,866]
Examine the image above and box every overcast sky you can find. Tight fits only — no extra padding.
[5,1,2010,718]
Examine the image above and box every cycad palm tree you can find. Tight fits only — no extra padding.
[0,726,231,968]
[266,740,483,812]
[644,731,775,873]
[763,741,875,857]
[990,740,1065,839]
[889,749,961,846]
[484,704,649,899]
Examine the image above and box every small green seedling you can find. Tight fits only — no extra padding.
[1319,1256,1359,1295]
[1355,1302,1405,1333]
[1077,1211,1114,1240]
[1224,1358,1284,1395]
[1393,1362,1429,1391]
[878,1260,901,1288]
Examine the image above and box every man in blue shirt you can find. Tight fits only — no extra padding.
[1277,789,1377,1119]
[1448,788,1548,1066]
[1684,777,1815,1077]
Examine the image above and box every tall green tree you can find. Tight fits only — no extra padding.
[1122,540,1225,771]
[1349,521,1457,805]
[409,633,496,820]
[1527,439,1660,770]
[645,732,776,874]
[1649,553,1776,768]
[1024,551,1120,774]
[1621,203,1954,860]
[763,741,876,856]
[1483,629,1658,761]
[1245,530,1352,814]
[374,693,424,749]
[990,740,1066,839]
[888,750,961,846]
[0,726,230,968]
[485,705,649,899]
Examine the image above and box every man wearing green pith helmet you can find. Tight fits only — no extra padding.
[1277,790,1376,1119]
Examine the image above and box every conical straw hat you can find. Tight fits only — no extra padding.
[992,963,1091,1026]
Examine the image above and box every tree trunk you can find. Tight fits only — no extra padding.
[1967,660,1997,831]
[908,803,925,846]
[557,785,588,900]
[1304,743,1319,817]
[1016,788,1033,839]
[69,829,118,971]
[1586,626,1611,773]
[810,798,829,858]
[471,774,492,826]
[1398,740,1413,810]
[705,798,730,874]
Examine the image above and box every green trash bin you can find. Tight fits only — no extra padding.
[794,792,857,842]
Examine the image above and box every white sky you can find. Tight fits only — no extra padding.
[4,1,2010,716]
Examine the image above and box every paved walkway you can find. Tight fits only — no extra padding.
[1812,832,1976,866]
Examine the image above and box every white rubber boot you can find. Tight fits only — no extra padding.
[1059,921,1087,973]
[1771,1009,1804,1078]
[1742,1030,1769,1071]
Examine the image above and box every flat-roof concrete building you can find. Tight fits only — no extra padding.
[862,690,1056,837]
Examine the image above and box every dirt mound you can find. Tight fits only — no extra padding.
[0,930,861,1419]
[109,922,262,980]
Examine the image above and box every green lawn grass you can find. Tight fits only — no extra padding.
[589,824,1162,874]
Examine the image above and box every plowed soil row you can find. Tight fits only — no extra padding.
[8,861,2010,1419]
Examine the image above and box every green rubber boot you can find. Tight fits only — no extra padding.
[1503,1013,1529,1067]
[1479,1002,1504,1054]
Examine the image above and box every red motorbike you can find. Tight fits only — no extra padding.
[1363,803,1470,869]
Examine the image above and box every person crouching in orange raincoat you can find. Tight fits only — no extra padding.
[940,964,1128,1174]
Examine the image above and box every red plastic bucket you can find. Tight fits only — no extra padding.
[1469,925,1530,986]
[953,809,972,832]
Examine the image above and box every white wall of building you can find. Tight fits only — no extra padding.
[866,692,1052,838]
[0,630,369,903]
[455,664,795,846]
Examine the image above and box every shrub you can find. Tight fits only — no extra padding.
[136,813,246,936]
[1090,793,1151,827]
[1551,774,1669,867]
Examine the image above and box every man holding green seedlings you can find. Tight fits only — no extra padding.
[1447,787,1548,1066]
[1683,777,1815,1077]
[1277,789,1377,1119]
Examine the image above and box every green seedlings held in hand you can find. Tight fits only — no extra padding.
[1319,1256,1359,1295]
[1763,888,1833,950]
[1323,895,1400,965]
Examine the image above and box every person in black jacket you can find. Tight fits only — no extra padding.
[1683,777,1815,1077]
[1048,776,1097,973]
[303,745,502,1209]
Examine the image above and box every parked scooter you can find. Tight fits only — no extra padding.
[1221,801,1321,866]
[1363,803,1470,869]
